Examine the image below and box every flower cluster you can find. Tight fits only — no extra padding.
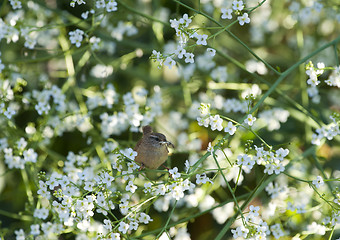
[221,0,251,26]
[305,61,340,104]
[311,115,340,145]
[231,205,272,239]
[69,29,85,48]
[2,138,38,169]
[1,0,340,239]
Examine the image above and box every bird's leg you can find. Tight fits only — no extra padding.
[162,164,174,179]
[162,164,170,171]
[138,163,145,171]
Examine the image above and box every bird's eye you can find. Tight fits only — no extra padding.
[149,135,161,142]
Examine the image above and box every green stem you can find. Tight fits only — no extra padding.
[21,168,34,206]
[117,0,169,26]
[328,226,335,240]
[172,0,280,75]
[212,153,245,222]
[250,35,340,116]
[233,166,242,192]
[0,208,33,221]
[156,200,178,239]
[135,193,249,239]
[215,174,268,240]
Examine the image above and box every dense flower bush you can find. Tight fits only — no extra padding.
[0,0,340,239]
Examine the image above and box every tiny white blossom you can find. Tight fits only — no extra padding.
[196,173,213,184]
[174,46,186,59]
[120,148,138,160]
[210,114,223,131]
[144,182,152,193]
[232,0,244,11]
[69,29,84,48]
[118,221,130,234]
[184,52,195,63]
[207,142,213,154]
[237,154,251,166]
[238,13,250,26]
[10,0,22,9]
[312,176,324,188]
[231,226,249,238]
[126,181,137,193]
[197,117,210,127]
[111,233,121,240]
[30,224,40,235]
[81,11,89,19]
[138,212,153,224]
[196,34,208,45]
[106,0,118,12]
[164,57,176,69]
[103,219,113,231]
[169,167,181,180]
[179,13,192,27]
[224,121,236,135]
[206,48,216,57]
[244,114,256,126]
[221,8,233,19]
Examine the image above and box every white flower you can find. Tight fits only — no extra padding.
[312,176,324,188]
[237,154,251,166]
[106,0,118,12]
[184,52,195,63]
[10,0,22,9]
[69,29,84,47]
[224,121,236,135]
[111,233,121,240]
[231,226,249,238]
[169,167,181,180]
[96,0,106,8]
[144,182,152,193]
[270,223,285,239]
[210,114,223,131]
[249,205,260,217]
[174,46,186,59]
[275,148,289,160]
[196,173,213,184]
[126,181,137,193]
[170,18,180,30]
[221,8,233,19]
[154,184,167,195]
[30,224,40,235]
[164,57,176,69]
[23,148,38,163]
[179,13,192,27]
[206,48,216,57]
[81,11,89,19]
[138,212,153,224]
[232,0,244,11]
[197,117,210,127]
[307,222,326,235]
[118,221,130,234]
[196,34,208,45]
[103,219,113,231]
[169,183,185,200]
[244,114,256,126]
[238,13,250,26]
[152,50,162,62]
[120,148,138,160]
[211,66,228,83]
[207,142,213,154]
[14,229,25,240]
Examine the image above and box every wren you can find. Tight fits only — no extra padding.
[134,125,174,169]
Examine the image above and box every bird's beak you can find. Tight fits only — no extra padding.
[161,141,174,148]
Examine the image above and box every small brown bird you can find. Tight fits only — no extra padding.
[134,125,174,169]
